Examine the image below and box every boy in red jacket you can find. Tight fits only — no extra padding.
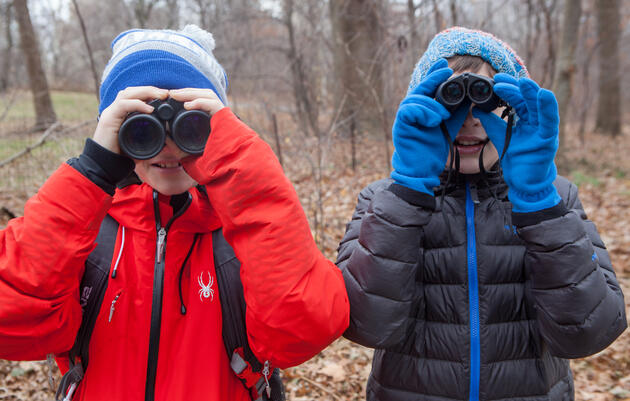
[0,25,349,401]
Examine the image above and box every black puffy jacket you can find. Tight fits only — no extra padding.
[337,171,626,401]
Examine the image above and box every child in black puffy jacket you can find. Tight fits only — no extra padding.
[337,27,626,401]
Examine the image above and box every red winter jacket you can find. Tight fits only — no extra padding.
[0,108,349,400]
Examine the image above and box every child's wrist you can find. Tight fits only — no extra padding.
[67,138,135,195]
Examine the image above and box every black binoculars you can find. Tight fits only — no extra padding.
[435,72,504,112]
[118,98,211,160]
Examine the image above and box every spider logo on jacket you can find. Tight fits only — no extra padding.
[198,272,214,302]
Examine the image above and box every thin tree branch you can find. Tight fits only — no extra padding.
[293,375,342,401]
[0,122,61,167]
[71,0,100,100]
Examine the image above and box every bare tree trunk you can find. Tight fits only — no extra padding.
[595,0,621,136]
[194,0,209,29]
[330,0,385,135]
[577,42,598,143]
[14,0,57,130]
[0,1,13,92]
[406,0,419,59]
[552,0,581,153]
[349,116,357,172]
[450,0,458,26]
[283,0,318,137]
[431,0,444,32]
[538,0,558,88]
[71,0,99,99]
[164,0,180,29]
[524,0,533,63]
[270,112,283,168]
[133,0,158,28]
[576,6,598,143]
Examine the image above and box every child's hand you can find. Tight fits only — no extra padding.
[168,88,225,116]
[94,86,169,155]
[472,74,561,213]
[391,58,468,196]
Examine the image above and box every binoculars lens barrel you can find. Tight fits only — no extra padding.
[441,81,465,106]
[436,73,501,112]
[172,111,211,154]
[118,99,210,160]
[119,115,166,160]
[469,80,492,103]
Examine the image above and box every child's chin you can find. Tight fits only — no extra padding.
[458,158,482,174]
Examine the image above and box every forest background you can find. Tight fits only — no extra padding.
[0,0,629,399]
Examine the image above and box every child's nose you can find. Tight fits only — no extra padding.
[462,106,481,128]
[163,136,191,158]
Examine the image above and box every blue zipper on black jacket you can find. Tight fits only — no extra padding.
[465,182,480,401]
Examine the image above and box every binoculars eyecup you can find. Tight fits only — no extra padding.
[118,98,211,160]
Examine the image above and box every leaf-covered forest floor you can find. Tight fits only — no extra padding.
[0,118,629,400]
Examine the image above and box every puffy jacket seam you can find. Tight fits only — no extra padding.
[486,356,539,364]
[421,319,467,326]
[485,319,535,326]
[346,268,413,303]
[356,240,419,265]
[383,348,465,364]
[537,286,606,328]
[486,375,569,401]
[482,244,526,248]
[482,281,527,286]
[424,244,466,251]
[521,229,588,253]
[368,208,426,229]
[424,282,466,286]
[532,265,597,292]
[370,375,463,401]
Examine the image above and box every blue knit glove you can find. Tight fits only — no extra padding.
[471,73,561,213]
[391,59,469,195]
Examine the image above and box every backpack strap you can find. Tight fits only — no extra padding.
[212,229,286,401]
[56,217,285,401]
[56,214,119,401]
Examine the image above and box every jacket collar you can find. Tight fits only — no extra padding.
[435,164,508,201]
[108,182,221,234]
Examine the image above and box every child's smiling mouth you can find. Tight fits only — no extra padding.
[454,137,490,155]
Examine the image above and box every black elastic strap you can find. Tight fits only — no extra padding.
[439,122,456,202]
[57,215,119,401]
[499,107,515,162]
[439,122,458,246]
[55,364,84,401]
[178,234,200,315]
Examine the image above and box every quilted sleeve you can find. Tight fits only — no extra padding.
[517,177,627,358]
[337,179,432,349]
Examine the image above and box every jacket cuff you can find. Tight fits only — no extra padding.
[182,107,259,185]
[388,183,436,210]
[512,201,568,227]
[67,139,135,195]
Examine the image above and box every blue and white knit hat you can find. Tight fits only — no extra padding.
[408,27,529,94]
[99,25,228,114]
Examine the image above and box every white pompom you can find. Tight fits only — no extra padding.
[181,24,215,52]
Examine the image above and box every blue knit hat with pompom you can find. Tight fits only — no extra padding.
[99,25,228,114]
[408,27,528,94]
